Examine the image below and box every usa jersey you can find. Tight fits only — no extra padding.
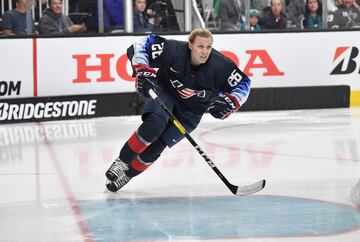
[127,34,251,114]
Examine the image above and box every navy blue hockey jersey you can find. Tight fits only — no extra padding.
[127,34,251,114]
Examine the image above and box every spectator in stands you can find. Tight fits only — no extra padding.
[328,0,360,28]
[2,0,36,35]
[240,8,262,30]
[302,0,323,29]
[249,8,262,30]
[285,0,305,28]
[261,0,287,29]
[103,0,124,32]
[70,0,97,32]
[218,0,244,30]
[146,0,180,31]
[39,0,87,35]
[133,0,157,32]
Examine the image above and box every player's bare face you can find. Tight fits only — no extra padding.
[189,36,213,66]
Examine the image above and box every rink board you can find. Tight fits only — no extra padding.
[0,85,349,123]
[0,31,359,123]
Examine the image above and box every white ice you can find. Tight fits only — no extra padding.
[0,107,359,242]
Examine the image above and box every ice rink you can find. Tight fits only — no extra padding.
[0,107,359,242]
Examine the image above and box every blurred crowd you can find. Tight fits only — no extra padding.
[203,0,360,30]
[0,0,179,35]
[1,0,359,36]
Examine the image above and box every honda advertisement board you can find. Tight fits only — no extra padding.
[1,32,359,98]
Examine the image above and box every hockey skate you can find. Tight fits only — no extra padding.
[105,158,129,181]
[106,174,132,192]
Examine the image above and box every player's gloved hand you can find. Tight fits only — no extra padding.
[208,93,240,119]
[135,65,157,98]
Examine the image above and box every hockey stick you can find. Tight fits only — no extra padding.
[148,89,266,196]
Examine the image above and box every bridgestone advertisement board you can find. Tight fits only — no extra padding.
[0,93,139,124]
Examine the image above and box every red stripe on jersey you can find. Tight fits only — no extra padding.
[133,64,156,73]
[178,89,195,99]
[127,132,148,153]
[131,157,151,172]
[181,89,192,95]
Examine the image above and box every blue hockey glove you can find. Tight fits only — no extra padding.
[208,93,240,119]
[135,65,157,98]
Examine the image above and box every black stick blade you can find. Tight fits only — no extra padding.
[234,179,266,196]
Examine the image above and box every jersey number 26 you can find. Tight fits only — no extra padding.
[227,69,242,87]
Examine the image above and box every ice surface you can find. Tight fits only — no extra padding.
[0,107,359,241]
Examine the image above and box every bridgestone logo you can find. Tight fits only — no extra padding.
[0,122,96,146]
[0,100,97,121]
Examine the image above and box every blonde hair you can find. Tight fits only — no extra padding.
[188,28,213,44]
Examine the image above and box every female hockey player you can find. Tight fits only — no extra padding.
[105,28,251,192]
